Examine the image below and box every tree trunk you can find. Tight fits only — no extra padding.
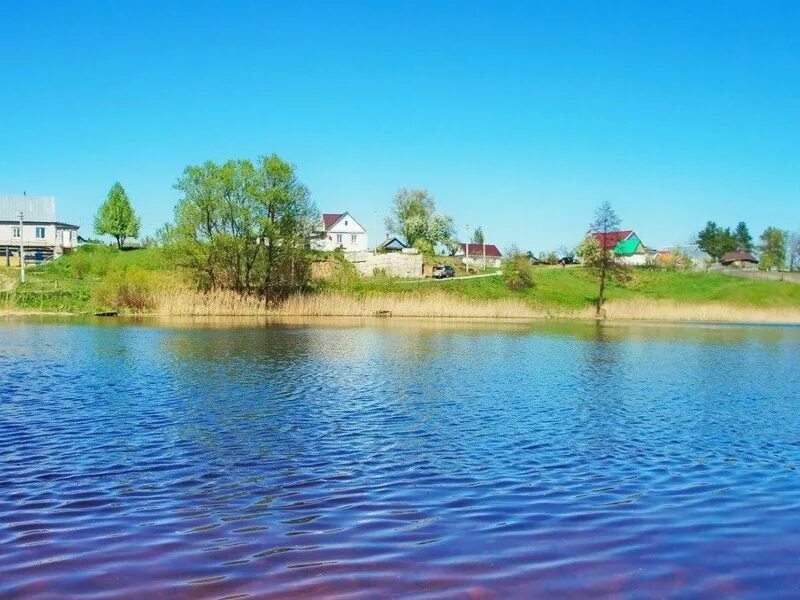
[596,259,607,319]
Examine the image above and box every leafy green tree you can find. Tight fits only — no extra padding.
[471,226,485,245]
[384,188,455,252]
[696,221,737,261]
[94,182,141,249]
[734,221,753,251]
[166,154,317,297]
[577,201,628,318]
[758,227,787,271]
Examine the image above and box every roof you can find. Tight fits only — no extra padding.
[592,230,633,250]
[0,195,56,222]
[721,251,758,264]
[614,236,642,256]
[322,213,342,229]
[378,236,408,250]
[657,245,710,261]
[457,242,502,257]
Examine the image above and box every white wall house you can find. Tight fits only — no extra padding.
[453,242,504,269]
[1,195,79,264]
[311,212,368,252]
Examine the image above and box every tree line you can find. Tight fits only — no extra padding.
[696,221,798,270]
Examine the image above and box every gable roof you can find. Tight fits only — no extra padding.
[614,236,643,256]
[457,242,502,257]
[378,236,408,250]
[320,212,366,232]
[721,251,758,264]
[0,195,56,222]
[592,230,634,250]
[322,213,343,229]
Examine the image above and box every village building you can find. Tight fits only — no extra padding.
[592,230,650,266]
[1,195,79,265]
[453,242,503,269]
[311,212,368,252]
[720,250,759,268]
[377,236,408,252]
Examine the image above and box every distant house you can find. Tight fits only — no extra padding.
[655,244,711,269]
[1,195,79,264]
[311,212,368,252]
[377,236,408,252]
[453,242,503,268]
[721,251,758,268]
[592,230,649,266]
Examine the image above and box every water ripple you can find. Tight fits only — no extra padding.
[2,319,800,598]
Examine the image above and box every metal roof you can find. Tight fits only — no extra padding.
[0,195,56,222]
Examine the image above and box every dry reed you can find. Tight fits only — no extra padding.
[153,289,559,319]
[152,289,800,324]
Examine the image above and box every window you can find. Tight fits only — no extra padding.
[344,220,348,226]
[36,227,45,239]
[336,234,343,244]
[12,227,20,238]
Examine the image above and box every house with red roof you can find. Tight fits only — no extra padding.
[311,212,368,252]
[453,242,503,268]
[591,230,651,265]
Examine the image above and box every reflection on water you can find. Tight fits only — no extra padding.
[2,317,800,598]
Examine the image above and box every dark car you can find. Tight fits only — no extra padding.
[432,265,456,279]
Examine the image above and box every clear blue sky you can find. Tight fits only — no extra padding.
[2,0,798,252]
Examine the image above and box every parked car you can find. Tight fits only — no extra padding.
[432,265,456,279]
[558,256,578,266]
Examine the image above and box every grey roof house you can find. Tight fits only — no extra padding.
[1,195,79,264]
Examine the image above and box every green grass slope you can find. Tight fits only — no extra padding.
[3,249,799,314]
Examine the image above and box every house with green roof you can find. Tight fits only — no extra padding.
[592,230,651,266]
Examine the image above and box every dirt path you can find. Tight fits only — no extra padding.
[398,271,502,284]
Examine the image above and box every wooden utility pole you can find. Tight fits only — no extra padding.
[18,211,25,284]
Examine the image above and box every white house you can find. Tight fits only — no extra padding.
[453,242,504,269]
[311,212,368,252]
[1,195,79,264]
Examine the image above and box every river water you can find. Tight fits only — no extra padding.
[2,317,800,598]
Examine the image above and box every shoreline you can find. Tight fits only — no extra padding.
[4,299,800,326]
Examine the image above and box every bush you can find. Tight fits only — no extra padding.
[93,266,160,311]
[70,252,90,279]
[501,255,536,291]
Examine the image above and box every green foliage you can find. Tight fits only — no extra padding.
[94,182,141,249]
[93,266,160,311]
[167,154,317,298]
[501,253,536,291]
[5,247,175,314]
[758,227,787,271]
[471,226,485,245]
[734,221,753,251]
[696,221,738,260]
[541,250,558,265]
[384,188,455,252]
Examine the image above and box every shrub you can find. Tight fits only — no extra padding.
[70,252,90,279]
[93,266,159,311]
[501,254,536,291]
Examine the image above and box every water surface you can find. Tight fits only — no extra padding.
[2,317,800,598]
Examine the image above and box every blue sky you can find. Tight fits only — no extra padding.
[1,0,798,252]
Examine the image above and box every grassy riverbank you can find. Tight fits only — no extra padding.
[2,246,800,322]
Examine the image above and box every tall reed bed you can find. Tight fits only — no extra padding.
[153,290,558,319]
[152,289,800,323]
